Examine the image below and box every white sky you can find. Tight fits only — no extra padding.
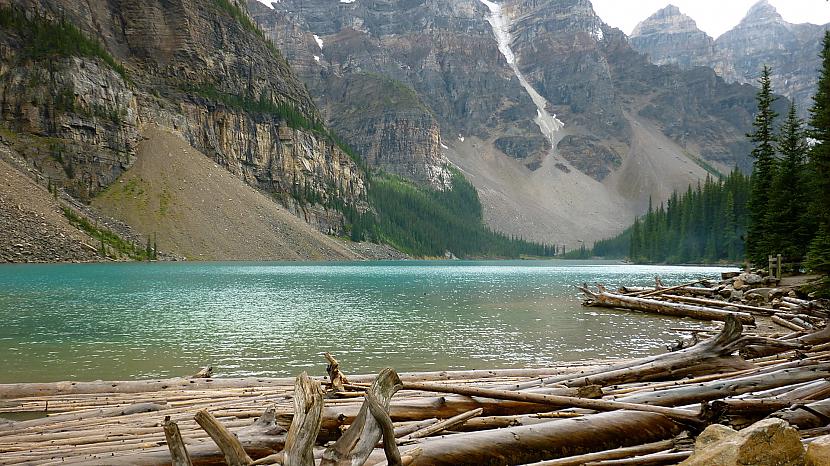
[592,0,830,39]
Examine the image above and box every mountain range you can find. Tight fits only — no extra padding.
[630,0,828,118]
[0,0,818,260]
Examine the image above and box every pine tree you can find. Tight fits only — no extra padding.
[766,104,811,264]
[746,65,779,265]
[807,31,830,283]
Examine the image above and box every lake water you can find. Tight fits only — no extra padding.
[0,261,736,383]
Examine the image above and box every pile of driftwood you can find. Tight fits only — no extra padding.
[2,275,830,465]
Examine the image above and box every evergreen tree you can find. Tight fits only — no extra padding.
[766,104,811,264]
[807,31,830,283]
[746,65,779,265]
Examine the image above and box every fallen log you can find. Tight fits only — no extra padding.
[659,294,774,315]
[583,450,691,465]
[319,385,602,429]
[580,286,754,324]
[400,382,701,424]
[617,363,830,407]
[619,286,717,297]
[398,408,482,441]
[636,279,706,298]
[772,398,830,429]
[772,315,806,331]
[742,321,830,358]
[364,411,683,466]
[521,439,675,466]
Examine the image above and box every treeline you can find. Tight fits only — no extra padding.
[349,170,557,258]
[588,32,830,289]
[0,5,127,79]
[589,169,750,264]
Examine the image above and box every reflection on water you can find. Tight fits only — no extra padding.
[0,260,736,382]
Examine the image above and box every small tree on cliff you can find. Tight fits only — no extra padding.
[746,65,778,265]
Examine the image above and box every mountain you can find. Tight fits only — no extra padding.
[630,0,828,117]
[629,5,714,69]
[0,0,380,260]
[251,0,767,246]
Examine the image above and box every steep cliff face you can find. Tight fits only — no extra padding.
[249,0,544,183]
[630,0,827,117]
[629,5,715,69]
[0,0,366,233]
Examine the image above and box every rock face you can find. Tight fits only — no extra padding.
[0,0,366,233]
[629,5,714,69]
[681,418,805,466]
[630,0,828,117]
[250,0,765,246]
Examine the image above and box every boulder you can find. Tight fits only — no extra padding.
[680,418,805,466]
[806,435,830,466]
[745,288,774,301]
[695,424,737,450]
[733,279,746,290]
[739,273,764,285]
[730,290,744,300]
[722,271,741,280]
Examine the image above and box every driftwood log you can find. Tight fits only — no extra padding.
[321,368,403,466]
[364,411,683,466]
[282,372,324,466]
[580,286,754,324]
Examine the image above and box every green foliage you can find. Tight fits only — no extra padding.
[746,65,779,264]
[62,207,150,260]
[348,169,556,258]
[594,169,750,264]
[0,6,127,79]
[806,31,830,290]
[765,104,813,263]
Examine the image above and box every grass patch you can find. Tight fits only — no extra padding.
[62,206,152,260]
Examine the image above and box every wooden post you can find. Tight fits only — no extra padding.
[769,255,774,278]
[777,254,783,279]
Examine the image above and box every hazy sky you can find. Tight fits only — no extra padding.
[591,0,830,39]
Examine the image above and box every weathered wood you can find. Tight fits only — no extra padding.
[163,416,193,466]
[583,450,691,465]
[325,353,351,393]
[581,286,754,324]
[283,372,324,466]
[320,385,602,429]
[636,279,706,298]
[772,315,805,331]
[393,419,438,438]
[398,408,483,441]
[401,382,701,424]
[364,411,682,466]
[772,398,830,429]
[618,363,830,407]
[365,391,401,466]
[190,367,214,379]
[321,368,403,466]
[522,439,675,466]
[742,322,830,358]
[660,294,775,315]
[194,409,253,466]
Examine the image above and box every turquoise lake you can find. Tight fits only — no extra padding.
[0,261,736,383]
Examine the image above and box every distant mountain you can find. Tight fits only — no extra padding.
[250,0,767,247]
[630,0,828,116]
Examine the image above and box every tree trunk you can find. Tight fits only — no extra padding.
[364,411,682,466]
[283,372,324,466]
[580,286,754,324]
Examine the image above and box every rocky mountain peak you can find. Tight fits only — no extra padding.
[631,4,703,37]
[740,0,784,27]
[629,3,713,69]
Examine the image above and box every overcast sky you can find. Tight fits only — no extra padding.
[591,0,830,39]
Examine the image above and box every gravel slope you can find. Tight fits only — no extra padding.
[0,147,99,263]
[92,127,393,261]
